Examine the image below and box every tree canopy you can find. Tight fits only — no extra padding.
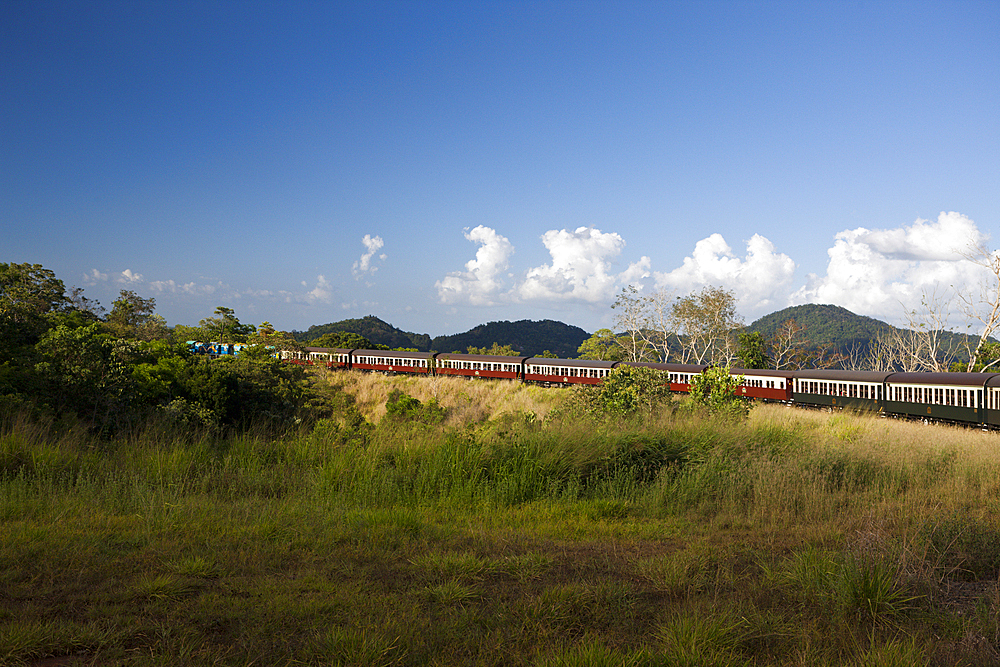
[308,331,376,349]
[736,331,770,369]
[198,307,256,343]
[577,329,625,361]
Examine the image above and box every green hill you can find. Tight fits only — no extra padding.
[292,316,432,351]
[292,305,989,366]
[290,316,589,357]
[747,304,893,352]
[431,320,589,357]
[748,303,989,363]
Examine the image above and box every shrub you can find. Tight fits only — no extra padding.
[383,390,446,425]
[688,366,752,421]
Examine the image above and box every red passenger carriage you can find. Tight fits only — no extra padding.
[523,357,617,385]
[435,353,528,380]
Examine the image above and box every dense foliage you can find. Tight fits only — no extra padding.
[0,263,331,436]
[688,365,753,420]
[735,331,770,369]
[431,319,589,357]
[307,331,384,350]
[748,304,893,351]
[5,376,1000,665]
[295,315,432,350]
[463,343,520,356]
[555,365,672,421]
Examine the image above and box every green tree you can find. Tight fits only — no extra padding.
[0,263,70,351]
[577,329,625,361]
[736,331,771,369]
[175,351,319,431]
[106,290,167,340]
[466,343,520,356]
[199,306,255,343]
[688,366,751,420]
[130,340,190,404]
[34,322,138,428]
[592,365,670,418]
[976,341,1000,372]
[247,324,301,354]
[66,286,105,322]
[309,331,374,349]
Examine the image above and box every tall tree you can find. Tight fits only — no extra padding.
[106,290,166,340]
[670,286,743,365]
[640,287,677,362]
[959,241,1000,372]
[611,285,654,362]
[736,331,770,369]
[199,306,255,343]
[769,319,808,370]
[34,322,137,427]
[0,263,69,350]
[577,329,625,361]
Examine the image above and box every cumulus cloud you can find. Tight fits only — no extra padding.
[148,279,218,295]
[82,269,108,284]
[436,226,515,306]
[856,212,986,261]
[352,234,386,277]
[517,227,650,303]
[117,269,144,284]
[791,211,987,321]
[303,275,334,303]
[653,233,796,315]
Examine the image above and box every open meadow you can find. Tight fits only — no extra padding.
[4,371,1000,666]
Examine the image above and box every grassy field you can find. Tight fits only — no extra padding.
[4,371,1000,665]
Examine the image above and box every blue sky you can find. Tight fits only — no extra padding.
[4,1,998,337]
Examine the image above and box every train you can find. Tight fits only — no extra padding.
[187,342,1000,429]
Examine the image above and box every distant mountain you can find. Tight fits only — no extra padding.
[292,316,432,351]
[291,316,589,357]
[431,320,590,357]
[290,304,997,367]
[747,304,893,352]
[747,303,988,363]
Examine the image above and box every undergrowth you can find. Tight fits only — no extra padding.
[3,373,1000,665]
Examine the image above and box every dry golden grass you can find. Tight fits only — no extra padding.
[10,389,1000,665]
[320,369,570,426]
[745,403,1000,531]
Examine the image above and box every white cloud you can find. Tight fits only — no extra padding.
[352,234,385,277]
[857,212,985,261]
[791,211,987,322]
[148,279,217,295]
[653,233,796,316]
[82,269,108,284]
[304,275,334,303]
[435,225,514,306]
[517,227,650,303]
[117,269,144,284]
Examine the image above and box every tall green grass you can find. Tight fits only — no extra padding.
[5,390,1000,665]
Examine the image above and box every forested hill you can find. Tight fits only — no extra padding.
[430,320,590,357]
[292,316,432,351]
[291,316,589,356]
[747,304,892,350]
